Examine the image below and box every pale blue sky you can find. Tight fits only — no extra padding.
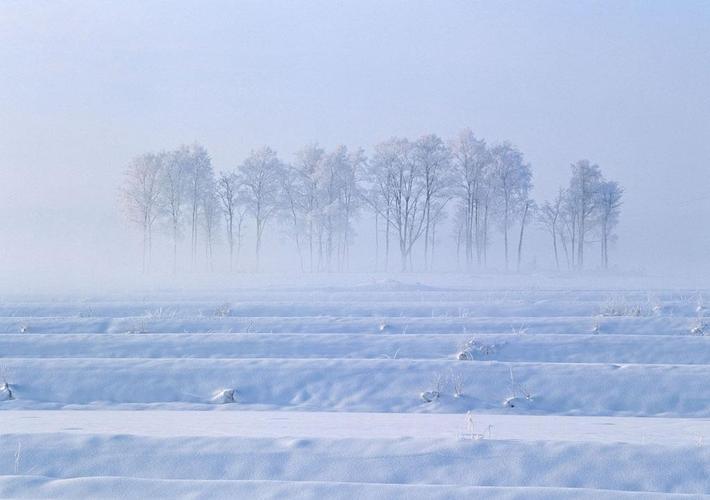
[1,0,709,277]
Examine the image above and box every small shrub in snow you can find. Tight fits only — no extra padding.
[462,412,485,440]
[690,320,705,336]
[601,297,648,317]
[695,294,707,315]
[504,367,532,408]
[457,338,495,360]
[214,303,231,318]
[420,373,443,403]
[592,320,601,335]
[380,348,400,360]
[211,388,237,404]
[420,390,439,403]
[0,368,13,401]
[511,323,528,335]
[450,370,465,398]
[126,320,147,334]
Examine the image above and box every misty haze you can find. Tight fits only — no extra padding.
[0,1,709,499]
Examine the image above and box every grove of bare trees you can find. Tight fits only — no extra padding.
[121,131,623,273]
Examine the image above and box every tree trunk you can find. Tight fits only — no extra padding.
[516,202,530,272]
[503,197,509,271]
[385,210,390,272]
[424,203,430,271]
[552,224,559,271]
[374,211,379,272]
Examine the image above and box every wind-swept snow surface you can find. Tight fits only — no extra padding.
[0,279,709,498]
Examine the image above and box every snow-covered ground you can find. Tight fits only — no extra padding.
[1,277,709,498]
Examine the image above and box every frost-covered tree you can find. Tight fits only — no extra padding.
[238,146,283,271]
[334,146,365,270]
[568,160,603,268]
[200,177,220,272]
[516,198,535,272]
[538,189,565,270]
[293,144,325,271]
[369,138,427,271]
[316,147,345,271]
[217,171,247,271]
[363,147,396,271]
[596,180,623,269]
[490,143,532,271]
[414,134,451,270]
[160,146,190,273]
[450,129,492,269]
[121,153,163,273]
[279,164,306,271]
[291,144,365,271]
[185,144,214,266]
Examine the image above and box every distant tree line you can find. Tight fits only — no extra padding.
[120,130,623,273]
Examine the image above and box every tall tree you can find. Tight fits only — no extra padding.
[238,146,283,271]
[369,138,427,271]
[516,199,535,272]
[414,134,451,270]
[538,189,565,270]
[121,153,163,273]
[568,160,602,268]
[294,144,325,272]
[364,147,395,271]
[216,171,244,272]
[491,143,532,271]
[160,146,190,273]
[279,164,307,272]
[450,129,492,269]
[334,146,365,271]
[200,178,220,272]
[186,144,214,267]
[597,180,623,269]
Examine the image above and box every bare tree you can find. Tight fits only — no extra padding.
[216,171,245,272]
[364,147,395,271]
[121,153,163,273]
[450,129,492,270]
[317,147,344,271]
[160,146,190,273]
[238,146,283,271]
[200,178,220,272]
[334,146,365,271]
[279,164,307,272]
[368,138,427,271]
[516,198,535,272]
[568,160,602,268]
[491,143,532,271]
[414,134,451,270]
[538,189,565,270]
[186,144,214,267]
[597,180,623,269]
[293,144,325,272]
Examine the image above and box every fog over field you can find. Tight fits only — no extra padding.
[1,1,709,289]
[1,4,710,499]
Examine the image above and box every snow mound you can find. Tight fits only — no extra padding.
[503,395,534,409]
[210,388,236,404]
[0,382,13,401]
[420,390,440,403]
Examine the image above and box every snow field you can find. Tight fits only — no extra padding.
[0,282,709,497]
